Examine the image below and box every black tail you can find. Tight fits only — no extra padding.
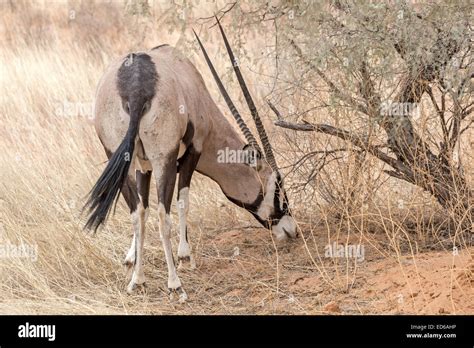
[84,124,138,232]
[84,52,158,232]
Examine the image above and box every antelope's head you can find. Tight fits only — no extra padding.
[194,18,297,241]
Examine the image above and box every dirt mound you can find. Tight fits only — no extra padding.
[286,248,474,314]
[195,228,474,314]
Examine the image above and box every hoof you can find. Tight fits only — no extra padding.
[168,286,188,303]
[178,255,196,270]
[127,281,147,294]
[123,259,134,267]
[123,260,135,278]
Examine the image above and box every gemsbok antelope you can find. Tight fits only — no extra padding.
[84,20,297,302]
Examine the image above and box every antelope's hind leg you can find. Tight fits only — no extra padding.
[121,171,152,294]
[121,176,138,270]
[151,150,188,302]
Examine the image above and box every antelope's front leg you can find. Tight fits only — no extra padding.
[176,146,200,269]
[177,188,196,270]
[123,233,136,269]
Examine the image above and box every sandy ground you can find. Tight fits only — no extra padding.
[2,223,470,315]
[184,227,474,315]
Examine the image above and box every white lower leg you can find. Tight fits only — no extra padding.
[124,233,136,266]
[127,203,148,293]
[177,188,194,268]
[158,203,187,302]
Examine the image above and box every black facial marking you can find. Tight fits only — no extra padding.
[270,172,290,222]
[223,189,270,228]
[242,144,262,167]
[224,172,289,229]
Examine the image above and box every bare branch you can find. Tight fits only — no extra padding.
[273,118,414,184]
[197,2,237,26]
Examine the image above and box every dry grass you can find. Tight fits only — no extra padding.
[0,1,472,314]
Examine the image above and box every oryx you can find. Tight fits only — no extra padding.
[84,20,297,302]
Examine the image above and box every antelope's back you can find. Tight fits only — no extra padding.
[147,45,213,153]
[147,45,216,124]
[93,45,212,154]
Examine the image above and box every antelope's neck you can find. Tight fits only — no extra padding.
[195,103,264,206]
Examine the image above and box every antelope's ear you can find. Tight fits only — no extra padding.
[242,144,262,170]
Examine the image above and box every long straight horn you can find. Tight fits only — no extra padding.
[193,29,261,153]
[215,17,279,172]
